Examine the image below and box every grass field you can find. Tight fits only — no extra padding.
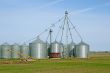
[0,54,110,73]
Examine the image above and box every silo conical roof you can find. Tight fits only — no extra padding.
[31,37,44,44]
[78,41,89,46]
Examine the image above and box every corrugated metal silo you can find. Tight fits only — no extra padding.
[49,41,61,58]
[20,43,29,58]
[75,41,89,58]
[29,37,48,59]
[68,42,76,57]
[11,43,20,58]
[1,43,11,58]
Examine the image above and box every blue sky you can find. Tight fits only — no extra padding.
[0,0,110,51]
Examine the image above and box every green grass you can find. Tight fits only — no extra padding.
[0,55,110,73]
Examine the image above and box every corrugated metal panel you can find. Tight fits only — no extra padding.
[29,37,48,59]
[20,44,29,58]
[50,41,60,53]
[1,43,11,58]
[75,41,89,58]
[11,43,20,58]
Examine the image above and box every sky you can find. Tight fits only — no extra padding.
[0,0,110,51]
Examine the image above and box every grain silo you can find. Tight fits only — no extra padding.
[49,41,61,58]
[20,43,29,58]
[68,42,76,57]
[75,41,89,58]
[11,43,20,58]
[1,43,11,59]
[29,37,48,59]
